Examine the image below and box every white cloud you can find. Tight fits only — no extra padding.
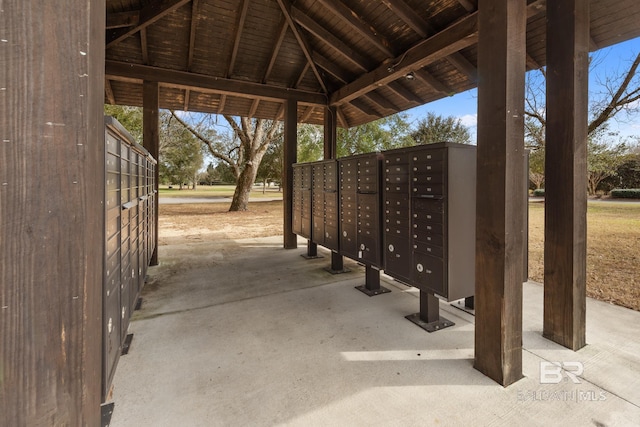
[459,113,477,127]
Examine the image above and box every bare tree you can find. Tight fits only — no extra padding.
[171,112,282,211]
[524,52,640,194]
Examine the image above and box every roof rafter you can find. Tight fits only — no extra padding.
[105,78,116,105]
[275,0,328,93]
[316,0,394,58]
[263,19,289,83]
[413,69,451,95]
[291,6,372,73]
[228,0,250,77]
[106,0,191,48]
[105,60,328,105]
[330,12,478,106]
[187,0,200,71]
[140,28,149,64]
[456,0,477,12]
[106,10,140,29]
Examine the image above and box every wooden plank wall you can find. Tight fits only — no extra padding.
[474,0,527,386]
[0,1,105,425]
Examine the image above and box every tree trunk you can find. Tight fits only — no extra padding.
[229,163,257,211]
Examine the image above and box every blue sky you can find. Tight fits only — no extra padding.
[404,36,640,144]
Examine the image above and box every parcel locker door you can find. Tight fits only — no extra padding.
[384,234,412,284]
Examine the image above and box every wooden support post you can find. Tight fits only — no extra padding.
[283,99,298,249]
[324,106,337,160]
[1,2,105,425]
[143,81,160,266]
[543,0,588,351]
[474,0,527,387]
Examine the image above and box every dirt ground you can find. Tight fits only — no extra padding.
[159,200,639,311]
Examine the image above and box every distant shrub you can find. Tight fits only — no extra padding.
[532,188,545,197]
[610,189,640,199]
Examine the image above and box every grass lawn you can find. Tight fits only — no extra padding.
[528,201,640,311]
[159,184,282,199]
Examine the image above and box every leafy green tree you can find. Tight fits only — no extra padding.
[159,111,204,189]
[104,105,143,143]
[337,113,413,157]
[587,127,628,195]
[409,112,471,145]
[297,124,324,162]
[256,135,283,192]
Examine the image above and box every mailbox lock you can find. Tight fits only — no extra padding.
[360,244,365,250]
[417,263,424,272]
[343,231,347,237]
[388,244,395,252]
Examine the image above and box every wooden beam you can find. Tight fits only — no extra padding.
[300,105,315,122]
[317,0,394,58]
[1,1,104,424]
[446,52,478,82]
[350,98,380,117]
[106,10,140,29]
[140,28,149,64]
[543,0,588,351]
[364,89,400,112]
[336,106,349,128]
[105,78,116,104]
[275,103,285,121]
[187,0,200,71]
[283,99,298,249]
[291,6,372,72]
[248,99,260,118]
[526,53,541,69]
[228,0,250,77]
[387,80,424,105]
[218,94,227,114]
[183,89,190,111]
[329,12,478,106]
[106,0,191,48]
[263,19,288,83]
[313,52,352,83]
[105,60,328,105]
[457,0,477,12]
[143,81,160,266]
[324,106,337,159]
[294,62,310,89]
[413,69,451,95]
[474,0,526,387]
[275,0,328,93]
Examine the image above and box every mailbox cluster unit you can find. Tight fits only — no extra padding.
[293,142,477,330]
[103,117,157,400]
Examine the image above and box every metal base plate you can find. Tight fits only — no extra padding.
[301,253,324,260]
[135,297,143,311]
[355,285,391,296]
[405,313,455,333]
[323,266,351,274]
[121,333,134,355]
[450,300,475,315]
[101,402,114,427]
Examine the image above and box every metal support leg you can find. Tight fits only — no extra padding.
[324,251,350,274]
[301,240,322,259]
[465,296,475,310]
[406,290,455,332]
[356,265,391,296]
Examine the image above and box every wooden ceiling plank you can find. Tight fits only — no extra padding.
[263,19,289,83]
[105,78,116,105]
[187,0,200,71]
[294,62,311,89]
[291,6,371,72]
[330,12,478,106]
[381,0,429,38]
[276,0,328,93]
[316,0,394,58]
[105,60,328,105]
[526,53,541,69]
[106,0,192,48]
[228,0,250,77]
[413,69,451,95]
[313,52,351,83]
[457,0,477,12]
[527,0,546,19]
[275,103,285,121]
[140,28,149,65]
[106,10,140,29]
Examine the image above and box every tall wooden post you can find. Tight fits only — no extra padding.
[323,106,337,160]
[143,81,160,265]
[544,0,589,350]
[283,99,298,249]
[1,2,104,425]
[474,0,527,386]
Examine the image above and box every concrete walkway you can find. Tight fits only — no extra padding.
[108,236,640,426]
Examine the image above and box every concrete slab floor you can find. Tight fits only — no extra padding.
[108,236,640,426]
